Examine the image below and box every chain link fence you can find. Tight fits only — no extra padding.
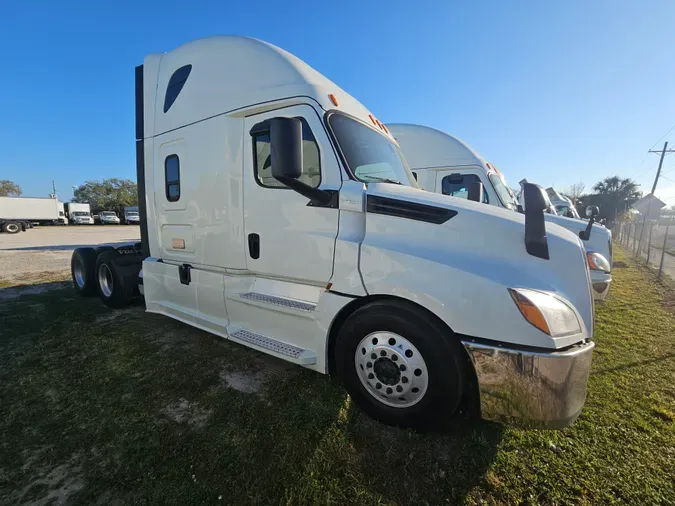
[613,217,675,281]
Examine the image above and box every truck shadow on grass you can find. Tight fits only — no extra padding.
[0,286,503,505]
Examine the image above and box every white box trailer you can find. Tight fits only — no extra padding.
[69,36,596,430]
[0,196,66,233]
[387,123,613,301]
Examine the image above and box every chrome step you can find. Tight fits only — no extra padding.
[230,328,317,364]
[239,292,316,312]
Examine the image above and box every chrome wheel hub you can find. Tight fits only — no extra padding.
[355,331,429,408]
[98,264,113,297]
[73,258,86,288]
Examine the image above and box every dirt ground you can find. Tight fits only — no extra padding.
[0,226,140,284]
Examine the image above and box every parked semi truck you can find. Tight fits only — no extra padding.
[71,36,596,429]
[123,206,140,225]
[65,202,94,225]
[546,187,581,219]
[0,196,67,233]
[387,123,613,301]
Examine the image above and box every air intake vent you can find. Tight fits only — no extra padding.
[367,196,457,224]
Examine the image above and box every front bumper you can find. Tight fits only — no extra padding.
[462,339,595,429]
[590,271,611,301]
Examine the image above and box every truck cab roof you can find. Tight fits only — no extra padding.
[387,123,486,170]
[142,36,393,141]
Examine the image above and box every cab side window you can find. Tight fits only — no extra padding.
[252,118,320,189]
[165,155,180,202]
[441,174,488,204]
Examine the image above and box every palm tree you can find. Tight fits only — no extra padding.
[589,176,642,223]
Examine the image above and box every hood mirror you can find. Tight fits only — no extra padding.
[522,183,549,260]
[586,205,599,218]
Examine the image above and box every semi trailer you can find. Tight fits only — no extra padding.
[0,196,67,233]
[387,123,613,301]
[71,36,596,430]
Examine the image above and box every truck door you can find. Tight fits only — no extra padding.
[243,104,340,285]
[435,169,492,205]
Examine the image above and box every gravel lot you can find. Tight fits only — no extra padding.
[0,226,140,283]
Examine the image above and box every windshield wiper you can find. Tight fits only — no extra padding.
[367,177,401,185]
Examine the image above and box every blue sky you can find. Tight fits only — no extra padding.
[2,0,675,205]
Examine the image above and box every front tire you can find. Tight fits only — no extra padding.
[335,300,467,430]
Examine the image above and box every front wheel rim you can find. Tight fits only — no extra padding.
[98,264,114,297]
[355,331,429,408]
[6,223,19,233]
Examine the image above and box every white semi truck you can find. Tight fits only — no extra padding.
[70,36,596,429]
[387,123,613,301]
[65,202,94,225]
[546,187,581,219]
[0,196,67,233]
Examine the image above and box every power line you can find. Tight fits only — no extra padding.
[630,122,675,179]
[649,122,675,151]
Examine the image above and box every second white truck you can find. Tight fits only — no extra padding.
[388,123,613,301]
[71,35,596,430]
[65,202,94,225]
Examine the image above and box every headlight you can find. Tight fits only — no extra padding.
[587,251,610,273]
[508,288,582,337]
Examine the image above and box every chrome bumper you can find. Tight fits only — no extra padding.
[462,340,595,429]
[590,271,611,301]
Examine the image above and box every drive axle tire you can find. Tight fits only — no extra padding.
[95,251,138,309]
[71,248,99,296]
[335,300,467,431]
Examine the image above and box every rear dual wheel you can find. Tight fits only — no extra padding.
[95,251,137,308]
[336,300,468,430]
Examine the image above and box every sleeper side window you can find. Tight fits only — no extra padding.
[441,173,488,204]
[165,155,180,202]
[164,65,192,113]
[252,118,321,189]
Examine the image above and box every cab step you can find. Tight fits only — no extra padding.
[229,328,317,365]
[239,292,316,312]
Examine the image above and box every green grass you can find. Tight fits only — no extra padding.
[1,246,674,505]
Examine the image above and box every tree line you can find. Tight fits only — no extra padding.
[0,178,138,215]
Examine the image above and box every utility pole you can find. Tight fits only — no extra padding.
[636,142,675,259]
[647,141,674,194]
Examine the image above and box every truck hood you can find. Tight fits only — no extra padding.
[545,214,612,266]
[363,183,594,345]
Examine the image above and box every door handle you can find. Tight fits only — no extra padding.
[178,264,192,285]
[248,233,260,259]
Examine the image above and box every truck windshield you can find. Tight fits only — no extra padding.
[73,212,89,216]
[126,212,139,216]
[101,212,115,216]
[488,173,519,210]
[327,112,418,187]
[556,205,580,219]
